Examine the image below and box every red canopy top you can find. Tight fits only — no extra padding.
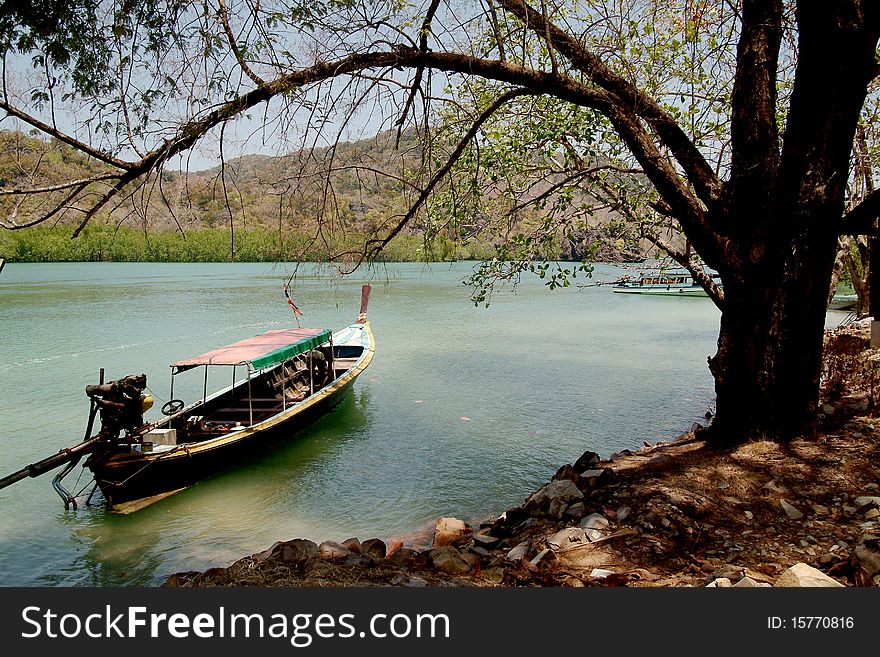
[172,328,330,371]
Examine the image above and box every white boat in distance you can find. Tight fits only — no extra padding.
[611,270,719,297]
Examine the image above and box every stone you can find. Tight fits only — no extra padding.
[774,563,844,588]
[579,468,614,489]
[616,506,631,522]
[811,504,829,516]
[548,499,569,520]
[433,517,468,547]
[548,527,589,551]
[854,496,880,508]
[318,541,352,560]
[480,567,506,585]
[744,510,754,520]
[573,450,600,471]
[780,499,804,520]
[589,568,616,579]
[525,479,584,513]
[385,538,404,558]
[865,483,879,492]
[850,531,880,587]
[470,546,490,558]
[717,564,745,582]
[472,533,501,549]
[552,464,579,483]
[341,537,362,554]
[644,454,674,472]
[506,541,531,562]
[821,404,836,415]
[361,538,387,559]
[529,548,554,567]
[565,502,587,520]
[580,513,610,542]
[867,509,880,520]
[764,480,787,494]
[388,547,421,568]
[706,577,732,588]
[429,546,471,575]
[733,576,771,588]
[258,539,319,564]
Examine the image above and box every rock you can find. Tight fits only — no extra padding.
[866,509,880,520]
[258,539,319,564]
[388,547,421,568]
[580,513,610,542]
[319,541,353,560]
[506,541,531,562]
[525,479,584,514]
[341,537,362,554]
[385,538,404,557]
[780,499,804,520]
[548,527,588,551]
[579,468,614,489]
[552,464,580,483]
[744,510,754,520]
[480,567,506,585]
[548,499,569,520]
[433,517,468,547]
[361,538,387,559]
[774,563,844,588]
[763,480,787,494]
[864,483,879,492]
[616,506,631,522]
[573,450,600,471]
[850,531,880,587]
[529,548,554,567]
[472,533,501,549]
[565,502,587,520]
[644,454,674,472]
[706,577,732,588]
[589,568,616,579]
[821,404,836,415]
[470,546,490,558]
[733,576,771,588]
[811,504,829,516]
[429,546,471,575]
[717,564,745,582]
[854,496,880,508]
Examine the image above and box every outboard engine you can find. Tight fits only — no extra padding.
[86,374,151,441]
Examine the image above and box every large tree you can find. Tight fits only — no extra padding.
[2,1,879,442]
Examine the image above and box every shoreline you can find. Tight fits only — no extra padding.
[164,323,880,589]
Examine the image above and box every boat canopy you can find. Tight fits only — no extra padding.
[171,328,332,373]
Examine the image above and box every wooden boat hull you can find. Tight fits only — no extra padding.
[86,321,374,512]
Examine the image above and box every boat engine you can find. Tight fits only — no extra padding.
[86,374,151,442]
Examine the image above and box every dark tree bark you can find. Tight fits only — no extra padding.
[704,1,880,441]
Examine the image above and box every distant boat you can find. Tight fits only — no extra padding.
[0,285,375,513]
[828,293,857,311]
[611,270,719,297]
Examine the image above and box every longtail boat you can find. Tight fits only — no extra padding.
[0,285,374,513]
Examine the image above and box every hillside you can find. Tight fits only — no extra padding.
[0,128,645,263]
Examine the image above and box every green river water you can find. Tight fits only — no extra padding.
[0,261,825,586]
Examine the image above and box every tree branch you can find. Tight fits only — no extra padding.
[840,188,880,236]
[495,0,725,213]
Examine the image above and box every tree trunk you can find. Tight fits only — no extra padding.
[708,226,839,442]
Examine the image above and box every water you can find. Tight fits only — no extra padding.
[0,261,726,586]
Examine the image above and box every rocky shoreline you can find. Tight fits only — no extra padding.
[165,322,880,589]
